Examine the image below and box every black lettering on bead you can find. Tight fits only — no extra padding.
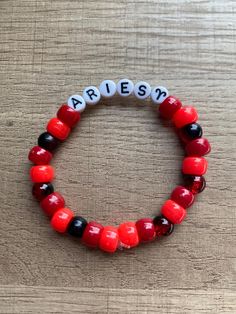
[138,85,147,96]
[86,89,98,100]
[72,97,82,109]
[121,82,129,94]
[155,88,167,100]
[105,83,110,94]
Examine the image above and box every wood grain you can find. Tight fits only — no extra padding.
[0,0,236,313]
[1,286,235,314]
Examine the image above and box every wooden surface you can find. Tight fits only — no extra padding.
[0,0,236,313]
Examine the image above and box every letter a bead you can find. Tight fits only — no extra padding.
[68,95,86,112]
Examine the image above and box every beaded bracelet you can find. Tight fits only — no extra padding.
[28,79,211,253]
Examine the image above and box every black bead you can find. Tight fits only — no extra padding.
[181,123,203,141]
[153,215,174,236]
[32,182,54,201]
[183,175,206,194]
[67,216,88,237]
[38,132,60,152]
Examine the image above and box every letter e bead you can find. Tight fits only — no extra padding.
[117,79,134,97]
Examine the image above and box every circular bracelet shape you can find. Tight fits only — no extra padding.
[28,79,211,253]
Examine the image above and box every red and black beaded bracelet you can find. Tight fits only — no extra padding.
[28,79,211,253]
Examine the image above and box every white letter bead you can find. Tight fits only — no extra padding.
[67,94,86,112]
[99,80,117,98]
[83,86,101,105]
[151,86,169,104]
[117,79,134,97]
[134,81,151,100]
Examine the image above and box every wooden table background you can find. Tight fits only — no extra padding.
[0,0,235,313]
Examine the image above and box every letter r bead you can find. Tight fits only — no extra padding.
[83,86,101,105]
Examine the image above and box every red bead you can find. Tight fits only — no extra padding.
[135,218,156,242]
[161,200,186,224]
[47,117,70,141]
[30,165,54,183]
[171,186,194,208]
[184,175,206,194]
[159,96,182,119]
[51,207,74,233]
[182,157,208,176]
[99,226,119,253]
[28,146,52,165]
[118,222,139,248]
[153,216,174,236]
[40,192,65,217]
[185,138,211,156]
[82,221,104,248]
[57,104,81,128]
[173,106,198,128]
